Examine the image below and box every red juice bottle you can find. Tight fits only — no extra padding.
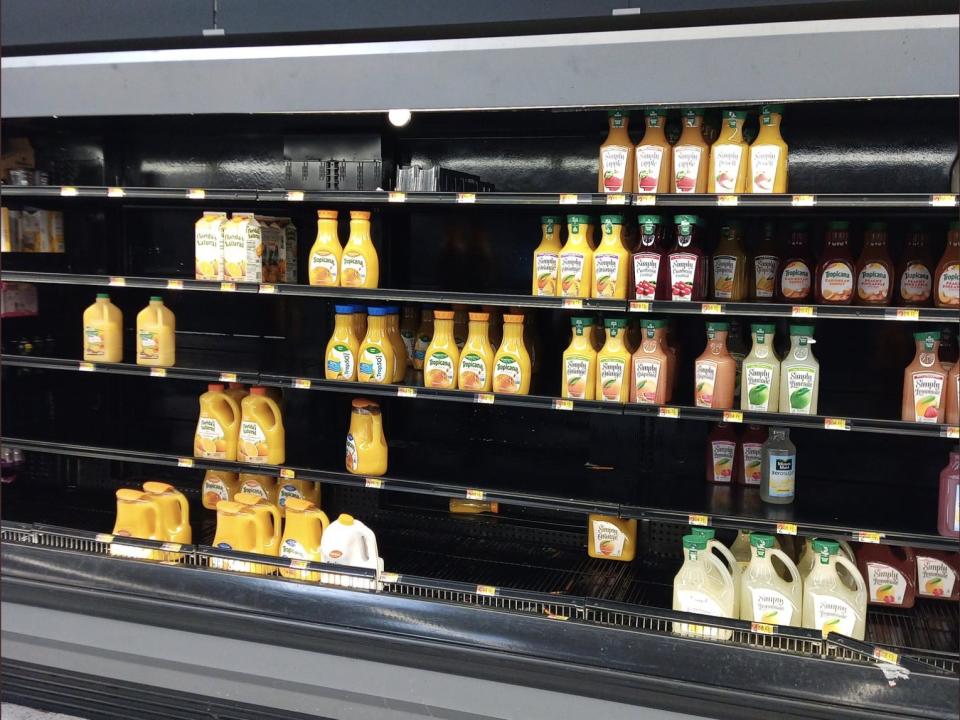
[668,214,708,302]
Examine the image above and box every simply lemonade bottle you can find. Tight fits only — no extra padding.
[596,318,630,403]
[740,533,802,627]
[741,323,780,413]
[592,215,629,299]
[673,534,736,640]
[802,539,868,640]
[457,312,494,392]
[532,215,562,296]
[563,317,597,400]
[780,325,820,415]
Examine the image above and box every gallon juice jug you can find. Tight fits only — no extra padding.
[423,310,460,389]
[458,312,494,392]
[136,296,175,367]
[325,304,360,381]
[346,398,388,476]
[308,209,342,286]
[797,537,856,577]
[277,478,321,517]
[532,216,562,296]
[83,293,123,363]
[279,497,330,581]
[194,383,241,461]
[111,488,164,560]
[587,514,637,562]
[563,317,597,400]
[320,513,383,589]
[142,481,191,545]
[211,500,272,574]
[225,382,249,404]
[234,493,282,559]
[358,307,396,385]
[802,539,867,640]
[916,550,960,601]
[740,533,802,627]
[340,210,378,288]
[202,470,240,510]
[238,387,285,465]
[672,534,736,640]
[691,527,742,617]
[493,314,532,395]
[855,543,917,608]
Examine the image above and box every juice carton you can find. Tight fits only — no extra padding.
[49,210,64,253]
[281,217,298,283]
[255,215,284,283]
[19,208,49,252]
[195,211,227,280]
[223,213,262,283]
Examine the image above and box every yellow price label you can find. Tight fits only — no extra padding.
[824,417,849,431]
[60,186,79,197]
[723,410,743,423]
[776,523,798,536]
[166,279,184,290]
[289,559,310,570]
[95,533,115,543]
[853,531,883,544]
[218,372,238,382]
[545,611,570,621]
[629,301,651,313]
[161,542,182,552]
[658,406,679,418]
[751,622,776,635]
[380,572,400,583]
[701,303,723,314]
[285,191,305,201]
[688,514,710,527]
[365,477,384,489]
[220,282,236,292]
[149,367,167,378]
[561,298,583,309]
[552,399,574,411]
[791,305,815,317]
[943,426,959,439]
[397,386,417,398]
[293,378,312,390]
[466,489,485,500]
[258,284,277,294]
[930,194,957,207]
[717,195,739,206]
[894,308,919,321]
[456,192,476,204]
[635,194,656,206]
[791,194,816,207]
[873,648,899,664]
[476,585,498,596]
[107,187,126,198]
[559,193,578,204]
[109,276,126,287]
[187,188,205,200]
[177,458,195,468]
[279,468,295,479]
[388,191,406,203]
[605,193,626,205]
[78,362,95,372]
[475,393,495,405]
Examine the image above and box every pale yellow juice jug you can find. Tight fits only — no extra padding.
[692,527,742,617]
[802,539,868,640]
[83,293,123,363]
[238,387,285,465]
[279,497,330,581]
[740,533,802,627]
[136,296,175,367]
[672,533,736,640]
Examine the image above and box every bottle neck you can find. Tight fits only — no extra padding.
[467,320,489,339]
[366,316,387,336]
[334,314,355,334]
[678,116,704,144]
[348,219,371,241]
[433,318,455,340]
[599,227,623,248]
[642,117,668,143]
[707,331,729,352]
[502,322,524,343]
[606,116,631,142]
[317,218,338,236]
[540,224,561,247]
[604,328,626,350]
[863,233,888,250]
[719,119,745,144]
[566,226,590,248]
[755,113,783,142]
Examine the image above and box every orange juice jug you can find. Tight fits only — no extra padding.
[194,383,241,461]
[708,110,748,193]
[563,316,597,400]
[202,470,239,510]
[458,312,494,391]
[234,492,282,559]
[136,296,175,367]
[279,497,330,581]
[412,307,434,371]
[83,293,123,363]
[635,109,671,194]
[558,214,593,298]
[277,478,321,516]
[340,210,378,288]
[211,500,271,574]
[238,387,285,465]
[238,472,279,504]
[385,306,409,382]
[345,399,388,476]
[588,514,637,561]
[325,305,360,381]
[599,109,635,193]
[672,108,709,194]
[493,314,531,395]
[592,215,629,299]
[424,310,460,389]
[320,513,383,589]
[308,209,342,286]
[358,307,396,384]
[747,105,789,193]
[225,382,248,404]
[111,488,163,559]
[532,215,562,296]
[142,481,191,551]
[596,318,630,403]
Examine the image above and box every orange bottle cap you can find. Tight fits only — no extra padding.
[468,312,490,321]
[143,481,174,494]
[317,209,339,219]
[250,387,267,396]
[434,310,455,320]
[350,210,371,220]
[208,383,225,392]
[351,398,379,409]
[116,488,147,502]
[503,314,525,323]
[284,497,315,513]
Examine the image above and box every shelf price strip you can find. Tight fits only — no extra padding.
[109,276,126,287]
[285,191,304,202]
[824,417,849,431]
[605,194,627,205]
[107,187,126,198]
[629,301,651,313]
[279,468,295,479]
[552,399,574,411]
[688,514,710,527]
[873,648,900,665]
[466,489,485,500]
[943,426,959,439]
[890,308,919,321]
[476,585,498,596]
[853,531,883,544]
[365,478,383,489]
[701,303,723,314]
[177,458,194,468]
[258,284,277,294]
[791,195,816,207]
[219,372,238,383]
[166,279,184,290]
[635,195,656,206]
[78,362,95,372]
[388,192,406,203]
[751,622,776,635]
[791,306,815,318]
[930,194,957,207]
[561,299,583,310]
[716,195,738,206]
[456,193,476,204]
[397,387,417,398]
[723,411,743,423]
[220,282,236,292]
[776,523,798,536]
[187,189,205,200]
[559,194,578,205]
[149,368,166,378]
[60,186,79,197]
[658,407,679,419]
[293,378,312,390]
[474,393,495,405]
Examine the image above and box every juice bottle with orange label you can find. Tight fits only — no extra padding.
[897,223,934,307]
[136,296,175,367]
[694,322,736,409]
[194,383,241,461]
[902,331,947,423]
[814,222,855,305]
[598,110,635,194]
[562,317,597,400]
[747,105,789,193]
[83,293,123,363]
[202,470,240,509]
[423,309,460,389]
[592,215,629,299]
[777,222,814,303]
[711,221,748,301]
[308,209,341,286]
[855,222,894,306]
[588,514,637,561]
[631,318,669,404]
[345,398,388,476]
[238,387,285,465]
[708,110,748,194]
[596,318,630,403]
[357,307,396,384]
[493,314,531,395]
[325,305,360,381]
[672,109,709,194]
[532,216,562,296]
[635,109,671,194]
[384,306,409,382]
[558,215,593,298]
[458,312,494,392]
[340,210,378,288]
[934,221,960,309]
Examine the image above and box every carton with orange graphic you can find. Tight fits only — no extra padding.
[223,213,262,283]
[195,211,227,280]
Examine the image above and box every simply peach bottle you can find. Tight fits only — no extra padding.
[747,105,789,193]
[708,110,749,194]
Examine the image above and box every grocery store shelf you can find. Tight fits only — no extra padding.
[626,299,960,323]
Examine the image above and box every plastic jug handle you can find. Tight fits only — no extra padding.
[145,501,160,540]
[223,394,240,427]
[266,397,282,431]
[357,522,378,565]
[769,548,801,586]
[836,555,867,597]
[709,539,741,582]
[267,504,282,548]
[175,491,190,536]
[316,510,331,531]
[706,551,734,593]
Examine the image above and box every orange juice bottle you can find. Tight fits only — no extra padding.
[532,215,562,296]
[596,318,630,403]
[748,105,789,193]
[210,500,270,574]
[558,214,593,298]
[238,473,279,504]
[588,514,637,561]
[424,310,460,389]
[202,470,239,510]
[225,382,248,404]
[592,215,629,299]
[142,481,192,545]
[562,317,597,400]
[358,307,396,384]
[340,210,378,288]
[308,209,341,286]
[493,314,531,395]
[136,296,175,367]
[325,305,360,381]
[458,312,494,391]
[279,497,330,580]
[238,387,285,465]
[83,293,123,363]
[384,307,409,382]
[345,398,388,475]
[234,493,282,558]
[194,383,241,461]
[708,110,748,193]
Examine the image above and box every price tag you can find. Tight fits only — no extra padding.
[187,189,205,200]
[559,193,578,205]
[894,308,919,321]
[279,468,295,479]
[456,192,476,204]
[397,386,417,398]
[717,195,739,206]
[751,622,776,635]
[95,533,115,543]
[109,276,126,287]
[476,585,498,596]
[688,514,710,527]
[943,426,959,439]
[220,282,236,292]
[293,378,312,390]
[930,194,957,207]
[824,417,849,431]
[285,191,304,201]
[466,489,485,500]
[873,648,900,664]
[545,611,570,621]
[149,367,167,378]
[259,284,277,294]
[78,362,95,372]
[60,186,79,197]
[167,279,184,290]
[635,194,656,206]
[791,194,816,207]
[552,399,574,411]
[475,393,495,405]
[161,542,182,552]
[562,298,583,309]
[177,458,195,468]
[289,559,309,570]
[629,301,651,313]
[658,407,679,419]
[380,572,400,583]
[218,372,237,383]
[791,306,816,317]
[107,187,126,198]
[853,531,883,544]
[776,523,798,536]
[365,477,384,489]
[388,191,406,203]
[701,303,723,314]
[723,410,743,423]
[605,193,626,205]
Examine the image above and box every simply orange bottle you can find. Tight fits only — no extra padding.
[598,110,635,194]
[635,109,671,194]
[672,108,709,194]
[345,398,388,476]
[357,307,396,384]
[458,312,494,391]
[533,216,562,296]
[83,293,123,363]
[588,514,637,561]
[558,214,593,298]
[136,296,175,367]
[708,110,748,193]
[562,317,597,400]
[194,383,241,461]
[747,105,789,193]
[238,387,285,465]
[308,209,341,286]
[493,314,531,395]
[592,215,629,299]
[340,210,378,288]
[423,309,460,389]
[596,318,630,403]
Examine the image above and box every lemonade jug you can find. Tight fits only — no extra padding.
[493,314,531,395]
[279,497,330,581]
[83,293,123,363]
[457,312,494,392]
[237,472,279,505]
[672,533,736,640]
[320,513,383,589]
[740,533,802,627]
[136,296,175,367]
[691,527,742,617]
[345,399,388,476]
[202,470,240,509]
[358,307,396,384]
[211,500,272,574]
[111,488,163,560]
[325,304,360,381]
[194,383,241,461]
[238,387,285,465]
[802,539,867,640]
[340,210,378,288]
[308,209,341,286]
[423,310,460,389]
[277,478,321,517]
[142,481,192,544]
[234,493,282,559]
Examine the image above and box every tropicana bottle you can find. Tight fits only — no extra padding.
[741,323,780,413]
[598,110,635,194]
[708,110,748,193]
[384,306,409,382]
[357,307,396,385]
[457,312,494,392]
[562,317,597,400]
[532,215,562,296]
[308,209,341,286]
[340,210,378,288]
[558,214,593,298]
[325,304,360,381]
[493,314,531,395]
[423,309,460,389]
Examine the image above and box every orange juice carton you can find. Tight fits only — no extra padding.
[195,211,227,279]
[19,208,50,252]
[49,210,64,252]
[223,212,262,283]
[255,215,284,283]
[2,208,20,252]
[281,217,298,282]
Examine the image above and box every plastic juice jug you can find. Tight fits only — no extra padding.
[563,317,597,400]
[83,293,123,363]
[111,488,163,559]
[778,222,814,303]
[596,318,630,403]
[324,305,360,381]
[399,306,419,366]
[780,325,819,415]
[708,110,748,194]
[933,221,959,308]
[798,537,856,577]
[308,209,342,286]
[815,222,855,305]
[201,470,239,510]
[346,398,388,476]
[916,549,960,600]
[750,222,780,302]
[340,210,378,288]
[423,310,459,389]
[633,215,668,300]
[384,307,409,382]
[947,362,960,424]
[712,222,748,301]
[592,215,629,299]
[234,493,281,558]
[194,383,241,461]
[238,472,278,504]
[738,425,767,486]
[694,322,736,409]
[598,110,634,194]
[729,530,753,571]
[277,478,321,516]
[142,481,191,545]
[897,223,934,307]
[458,312,494,391]
[902,331,946,423]
[211,500,272,574]
[351,305,367,342]
[855,222,894,306]
[587,514,637,562]
[136,296,175,367]
[691,527,742,617]
[558,214,593,298]
[279,497,331,581]
[225,382,248,404]
[672,534,736,640]
[939,451,960,538]
[747,105,788,193]
[493,314,531,395]
[855,544,917,608]
[358,307,396,384]
[635,109,671,194]
[741,323,780,413]
[761,428,796,504]
[320,513,383,589]
[802,539,867,640]
[706,423,739,485]
[450,499,500,514]
[238,387,285,465]
[672,109,709,194]
[740,533,802,626]
[631,319,669,404]
[668,215,708,301]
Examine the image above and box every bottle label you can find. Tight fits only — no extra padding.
[673,146,702,192]
[917,555,956,597]
[712,145,743,192]
[203,477,230,503]
[912,372,944,422]
[866,562,908,605]
[742,443,763,485]
[750,145,781,193]
[559,253,586,297]
[857,262,890,302]
[694,360,718,407]
[138,330,160,361]
[326,344,355,380]
[309,250,338,285]
[635,145,664,193]
[239,479,268,498]
[710,440,736,483]
[494,355,523,394]
[669,253,698,301]
[601,146,629,192]
[414,334,431,364]
[820,262,853,303]
[753,255,778,298]
[900,263,932,302]
[277,483,303,508]
[534,253,559,296]
[341,252,367,287]
[751,588,794,626]
[424,350,456,388]
[280,538,308,561]
[592,519,627,558]
[743,363,774,411]
[400,329,415,359]
[938,263,960,306]
[84,327,105,357]
[598,358,626,402]
[633,358,662,404]
[767,451,796,498]
[195,416,227,458]
[781,261,811,299]
[238,421,268,464]
[786,366,817,414]
[633,252,662,300]
[458,352,488,391]
[593,253,621,297]
[810,593,857,637]
[675,590,727,639]
[358,345,389,383]
[712,255,738,299]
[345,433,358,471]
[564,355,591,399]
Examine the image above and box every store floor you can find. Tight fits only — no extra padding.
[1,704,86,720]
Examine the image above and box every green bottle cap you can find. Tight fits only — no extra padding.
[682,534,708,550]
[707,322,730,332]
[541,215,561,225]
[96,293,110,299]
[691,527,716,540]
[150,295,163,302]
[751,323,776,333]
[750,533,776,548]
[674,214,699,225]
[643,318,667,329]
[638,215,662,225]
[567,214,591,225]
[571,316,594,326]
[828,221,850,231]
[914,331,941,341]
[761,104,785,115]
[790,325,815,336]
[600,214,624,225]
[726,110,748,120]
[866,222,888,231]
[811,538,839,555]
[604,318,628,330]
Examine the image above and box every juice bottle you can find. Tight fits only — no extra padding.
[201,470,239,510]
[747,105,789,193]
[711,221,748,301]
[532,215,562,296]
[238,473,279,505]
[210,500,271,574]
[708,110,748,193]
[916,549,960,600]
[727,319,748,403]
[939,451,959,538]
[423,309,459,389]
[558,214,593,298]
[596,318,630,403]
[797,537,856,577]
[672,534,736,640]
[902,331,946,423]
[233,493,282,559]
[750,222,780,302]
[780,325,820,415]
[320,514,382,589]
[493,314,531,395]
[632,215,668,300]
[777,222,814,303]
[814,222,855,305]
[225,382,248,404]
[934,220,960,308]
[802,539,868,640]
[691,527,742,617]
[631,319,669,404]
[855,544,917,608]
[563,317,597,400]
[238,387,285,465]
[694,321,736,409]
[635,109,671,194]
[412,307,434,371]
[587,514,637,561]
[340,210,378,289]
[277,478,321,516]
[83,293,123,363]
[278,497,330,581]
[357,307,396,385]
[458,312,494,392]
[741,323,780,413]
[136,296,175,367]
[452,305,469,350]
[325,305,360,381]
[450,499,500,514]
[854,222,894,306]
[194,383,241,461]
[111,489,162,559]
[668,215,708,302]
[729,530,753,571]
[307,209,341,286]
[740,533,802,626]
[706,422,739,484]
[897,223,934,307]
[351,305,367,341]
[760,428,796,505]
[598,110,635,194]
[345,399,388,476]
[592,215,629,299]
[947,361,959,424]
[672,109,709,194]
[384,306,409,382]
[142,481,192,545]
[738,425,767,486]
[399,306,419,366]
